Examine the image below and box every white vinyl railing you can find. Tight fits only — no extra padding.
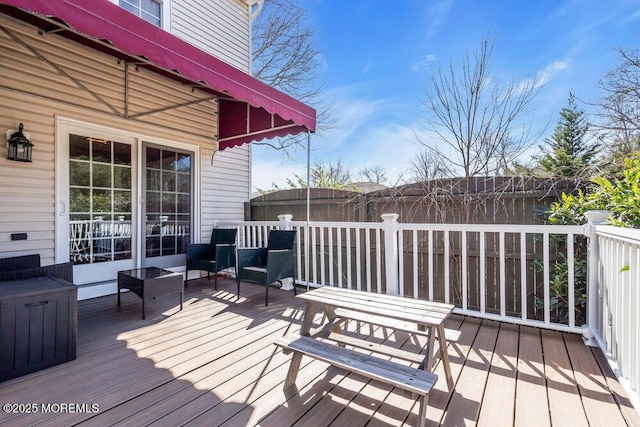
[589,225,640,410]
[218,214,588,333]
[219,213,639,409]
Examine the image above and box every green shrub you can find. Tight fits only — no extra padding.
[535,157,639,324]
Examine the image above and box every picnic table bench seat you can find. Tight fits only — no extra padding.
[274,334,437,427]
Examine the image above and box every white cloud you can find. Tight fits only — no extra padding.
[536,60,569,87]
[425,0,454,38]
[411,54,439,72]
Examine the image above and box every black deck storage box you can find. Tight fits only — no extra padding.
[0,276,77,382]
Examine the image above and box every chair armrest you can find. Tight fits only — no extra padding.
[40,262,74,283]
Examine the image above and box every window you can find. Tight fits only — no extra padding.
[119,0,161,27]
[68,135,133,264]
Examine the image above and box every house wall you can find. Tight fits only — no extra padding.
[106,0,251,71]
[104,0,253,227]
[0,14,224,265]
[169,0,252,227]
[171,0,251,72]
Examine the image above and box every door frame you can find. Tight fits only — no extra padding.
[55,116,201,284]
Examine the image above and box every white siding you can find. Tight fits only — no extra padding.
[204,145,250,220]
[171,0,251,72]
[0,14,231,264]
[169,0,252,228]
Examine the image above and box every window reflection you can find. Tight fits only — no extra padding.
[68,134,132,264]
[145,146,191,258]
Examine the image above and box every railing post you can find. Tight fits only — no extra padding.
[278,214,293,230]
[278,214,295,290]
[381,213,399,295]
[583,210,609,346]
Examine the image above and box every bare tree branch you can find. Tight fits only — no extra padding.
[417,37,544,177]
[588,47,640,172]
[358,165,388,184]
[407,149,451,182]
[252,0,333,153]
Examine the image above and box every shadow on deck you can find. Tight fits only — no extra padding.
[0,277,637,426]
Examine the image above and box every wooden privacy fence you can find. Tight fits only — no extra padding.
[248,176,587,225]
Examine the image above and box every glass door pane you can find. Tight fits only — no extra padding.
[69,135,133,264]
[144,145,191,266]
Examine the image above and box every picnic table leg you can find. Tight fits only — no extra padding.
[422,326,436,373]
[284,352,303,388]
[437,324,454,390]
[417,394,429,427]
[299,301,317,336]
[285,301,317,388]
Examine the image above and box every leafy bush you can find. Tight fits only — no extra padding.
[535,157,640,324]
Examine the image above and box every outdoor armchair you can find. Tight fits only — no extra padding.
[236,229,296,306]
[185,228,237,289]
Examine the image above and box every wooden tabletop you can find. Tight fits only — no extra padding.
[296,286,454,327]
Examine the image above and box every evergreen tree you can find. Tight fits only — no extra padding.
[537,94,599,178]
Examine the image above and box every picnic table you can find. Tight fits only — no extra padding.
[275,286,457,427]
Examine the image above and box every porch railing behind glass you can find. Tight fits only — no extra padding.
[69,219,189,263]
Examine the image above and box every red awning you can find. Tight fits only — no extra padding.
[0,0,316,150]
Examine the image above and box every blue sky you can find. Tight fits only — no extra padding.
[251,0,640,191]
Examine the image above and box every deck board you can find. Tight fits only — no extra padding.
[515,326,551,427]
[0,278,636,427]
[541,329,589,426]
[476,322,518,427]
[439,319,499,426]
[565,332,629,426]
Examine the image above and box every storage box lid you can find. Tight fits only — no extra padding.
[0,276,76,300]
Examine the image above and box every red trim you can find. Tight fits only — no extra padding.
[0,0,316,149]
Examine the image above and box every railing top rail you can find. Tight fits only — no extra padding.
[595,225,640,243]
[290,221,383,229]
[217,221,279,227]
[219,220,587,235]
[397,223,586,234]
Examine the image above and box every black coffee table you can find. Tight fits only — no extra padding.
[118,267,183,319]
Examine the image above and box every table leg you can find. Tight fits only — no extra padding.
[285,301,317,388]
[284,352,303,388]
[423,326,436,372]
[299,301,317,336]
[437,324,454,390]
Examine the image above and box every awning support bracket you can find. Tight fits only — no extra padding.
[0,24,123,118]
[128,93,218,119]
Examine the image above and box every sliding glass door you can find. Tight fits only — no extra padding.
[143,144,192,268]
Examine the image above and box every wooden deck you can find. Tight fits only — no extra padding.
[1,278,638,427]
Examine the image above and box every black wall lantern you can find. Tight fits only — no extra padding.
[6,123,33,162]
